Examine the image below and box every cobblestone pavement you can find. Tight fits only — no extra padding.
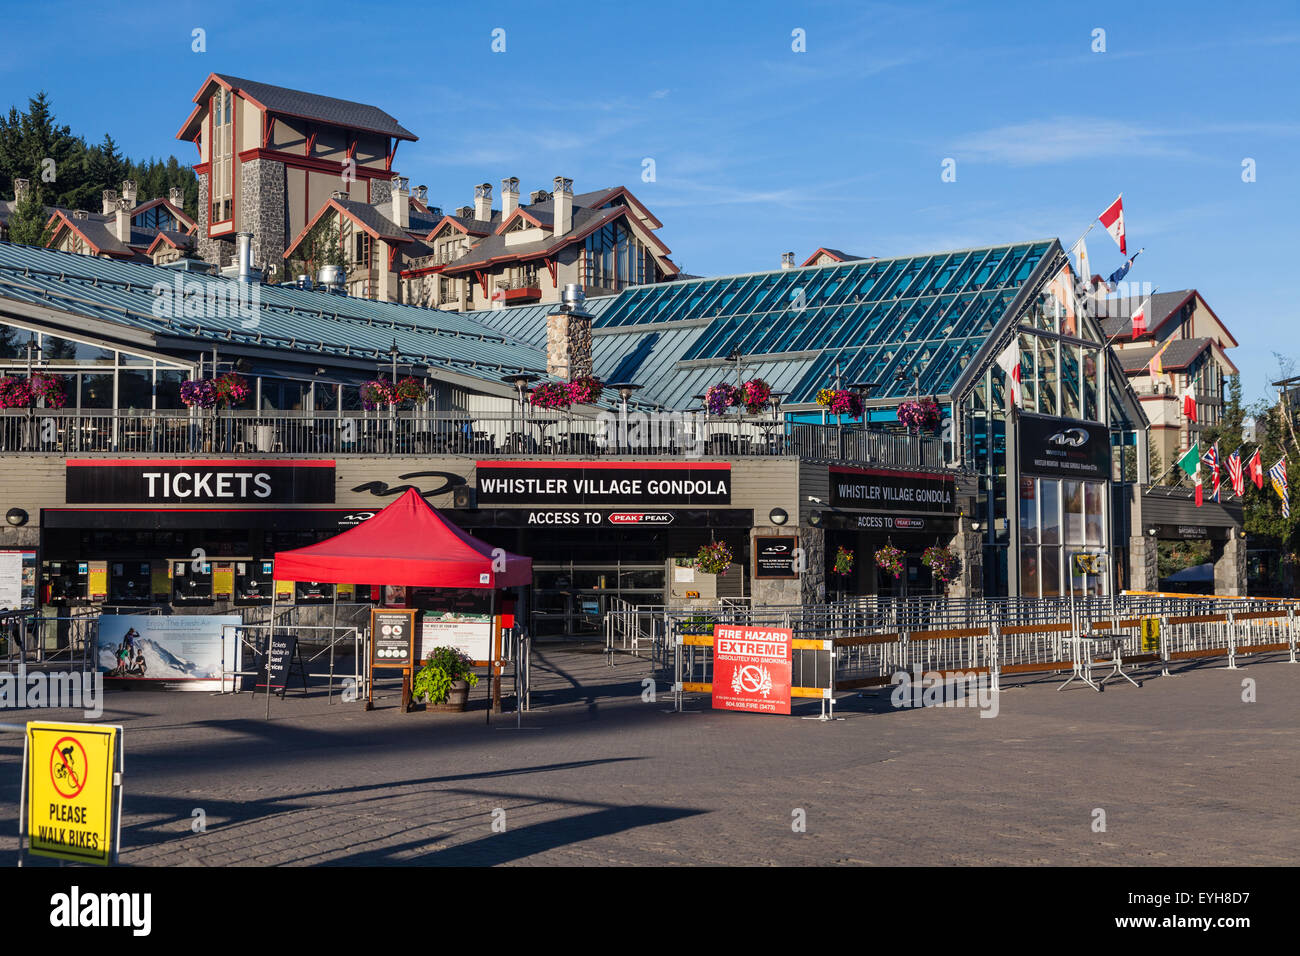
[2,644,1297,866]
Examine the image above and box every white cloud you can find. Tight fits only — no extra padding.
[951,117,1196,166]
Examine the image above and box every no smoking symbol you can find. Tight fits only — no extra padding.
[50,736,88,799]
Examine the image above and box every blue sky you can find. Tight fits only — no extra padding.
[3,0,1297,401]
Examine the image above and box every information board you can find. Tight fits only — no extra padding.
[754,536,799,579]
[371,608,415,669]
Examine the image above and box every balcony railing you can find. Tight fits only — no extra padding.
[0,409,946,467]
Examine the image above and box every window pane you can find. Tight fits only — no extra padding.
[1061,343,1081,419]
[1038,338,1057,416]
[1064,480,1084,544]
[79,372,114,408]
[1019,477,1039,544]
[1040,547,1061,597]
[118,370,151,410]
[1084,481,1104,545]
[1040,480,1061,544]
[1082,348,1099,422]
[1018,332,1037,413]
[156,369,184,409]
[1020,547,1040,598]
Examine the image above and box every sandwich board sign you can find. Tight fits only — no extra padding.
[23,721,123,865]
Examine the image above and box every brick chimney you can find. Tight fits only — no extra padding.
[501,177,519,219]
[546,283,593,379]
[13,179,30,204]
[120,179,138,209]
[474,182,492,221]
[114,198,132,244]
[552,177,573,235]
[101,189,118,216]
[169,186,184,208]
[390,175,410,230]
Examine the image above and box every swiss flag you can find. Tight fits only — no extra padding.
[1182,382,1196,423]
[1099,194,1126,255]
[1249,449,1265,488]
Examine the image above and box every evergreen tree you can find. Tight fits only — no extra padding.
[6,183,53,246]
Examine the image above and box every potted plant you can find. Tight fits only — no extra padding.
[180,378,218,408]
[393,376,428,407]
[898,397,941,432]
[27,373,67,408]
[816,388,863,419]
[214,371,249,408]
[833,545,855,576]
[875,544,904,579]
[566,375,603,405]
[694,540,733,574]
[529,381,572,410]
[922,545,960,590]
[703,382,739,415]
[411,646,480,712]
[360,378,396,410]
[741,377,771,414]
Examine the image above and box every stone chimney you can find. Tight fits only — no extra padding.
[391,175,410,230]
[13,179,30,204]
[546,283,593,379]
[781,251,795,269]
[169,186,184,208]
[72,209,88,220]
[413,184,428,206]
[120,179,138,209]
[552,177,573,235]
[455,205,473,219]
[529,189,551,205]
[114,198,132,244]
[473,182,492,221]
[101,189,119,216]
[501,177,519,219]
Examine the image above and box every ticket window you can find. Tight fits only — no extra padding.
[172,559,214,606]
[235,560,274,605]
[42,561,89,607]
[294,581,334,604]
[109,562,154,605]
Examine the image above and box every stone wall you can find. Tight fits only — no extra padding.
[239,158,287,275]
[944,526,983,599]
[369,178,392,206]
[1129,535,1159,591]
[1213,533,1247,595]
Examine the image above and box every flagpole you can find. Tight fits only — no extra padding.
[1100,285,1159,352]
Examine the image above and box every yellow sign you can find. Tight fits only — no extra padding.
[1140,617,1161,653]
[337,583,354,600]
[26,721,119,865]
[213,563,235,599]
[274,580,294,601]
[88,560,108,601]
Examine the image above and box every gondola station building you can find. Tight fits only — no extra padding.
[0,225,1249,631]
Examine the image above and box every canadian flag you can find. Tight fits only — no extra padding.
[1182,382,1196,423]
[996,340,1021,409]
[1099,194,1126,255]
[1130,300,1147,337]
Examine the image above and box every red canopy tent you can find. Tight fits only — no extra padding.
[272,487,532,587]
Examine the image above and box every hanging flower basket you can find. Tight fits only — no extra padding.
[393,376,428,407]
[28,373,67,408]
[741,377,771,414]
[704,383,740,415]
[360,379,395,411]
[833,546,854,576]
[214,372,250,408]
[922,546,960,586]
[529,381,572,410]
[0,376,30,409]
[898,397,941,432]
[179,379,218,408]
[816,388,863,418]
[875,544,904,579]
[694,540,733,575]
[566,375,603,405]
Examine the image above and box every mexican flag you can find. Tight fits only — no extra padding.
[1177,442,1202,507]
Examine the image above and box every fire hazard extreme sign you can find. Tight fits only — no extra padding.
[26,721,119,865]
[711,625,792,715]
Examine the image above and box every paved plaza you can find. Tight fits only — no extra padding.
[2,645,1297,866]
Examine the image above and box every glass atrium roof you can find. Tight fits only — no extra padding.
[587,240,1057,409]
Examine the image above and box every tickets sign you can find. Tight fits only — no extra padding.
[26,721,120,865]
[711,625,792,715]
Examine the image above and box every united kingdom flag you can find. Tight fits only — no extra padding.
[1204,444,1221,503]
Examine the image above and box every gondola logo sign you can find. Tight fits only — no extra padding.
[711,625,792,715]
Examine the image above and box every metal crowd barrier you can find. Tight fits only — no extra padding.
[219,623,362,700]
[1,611,95,672]
[661,598,1300,716]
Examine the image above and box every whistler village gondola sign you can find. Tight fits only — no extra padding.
[828,466,956,514]
[476,461,731,506]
